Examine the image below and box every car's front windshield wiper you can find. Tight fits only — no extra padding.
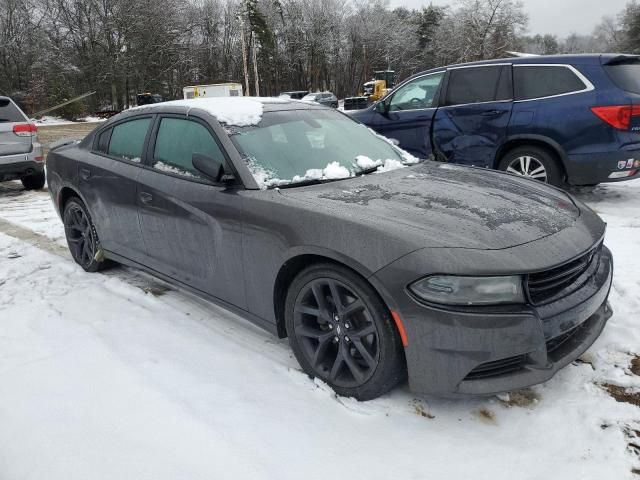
[274,176,350,189]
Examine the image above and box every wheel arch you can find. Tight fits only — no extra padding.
[272,249,399,340]
[56,185,99,233]
[494,135,568,178]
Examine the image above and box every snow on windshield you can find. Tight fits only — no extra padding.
[248,154,415,189]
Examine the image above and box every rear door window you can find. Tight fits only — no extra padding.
[153,117,226,179]
[108,118,152,162]
[0,98,27,123]
[514,65,588,101]
[604,59,640,94]
[445,65,511,106]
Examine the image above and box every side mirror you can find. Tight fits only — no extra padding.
[192,153,235,184]
[375,100,389,115]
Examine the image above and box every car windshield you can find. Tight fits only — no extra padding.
[227,109,418,188]
[301,94,320,101]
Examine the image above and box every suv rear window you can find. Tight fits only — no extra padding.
[0,98,27,123]
[445,66,511,106]
[514,66,587,101]
[604,60,640,94]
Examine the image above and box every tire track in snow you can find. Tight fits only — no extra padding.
[0,217,70,258]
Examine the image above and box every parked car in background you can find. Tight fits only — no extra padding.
[278,91,309,100]
[350,54,640,186]
[47,97,613,400]
[0,96,45,190]
[301,91,339,108]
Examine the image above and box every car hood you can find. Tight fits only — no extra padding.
[278,162,581,251]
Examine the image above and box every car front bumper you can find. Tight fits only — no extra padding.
[374,244,613,397]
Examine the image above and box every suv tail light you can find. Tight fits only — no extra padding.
[12,123,38,137]
[591,105,640,130]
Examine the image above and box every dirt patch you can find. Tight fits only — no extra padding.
[498,389,540,408]
[38,123,98,156]
[411,399,435,419]
[602,383,640,407]
[475,408,497,425]
[142,284,171,297]
[631,356,640,376]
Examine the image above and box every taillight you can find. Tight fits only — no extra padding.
[12,123,38,137]
[591,105,640,130]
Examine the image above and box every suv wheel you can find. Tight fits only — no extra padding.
[499,146,563,186]
[63,198,109,272]
[21,170,45,190]
[285,263,406,400]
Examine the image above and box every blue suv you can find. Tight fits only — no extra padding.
[350,54,640,186]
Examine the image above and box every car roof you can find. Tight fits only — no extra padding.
[405,53,639,81]
[104,97,329,128]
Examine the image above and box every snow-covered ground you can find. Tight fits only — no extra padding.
[0,179,639,479]
[33,116,106,126]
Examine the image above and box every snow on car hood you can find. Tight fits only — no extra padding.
[279,162,582,251]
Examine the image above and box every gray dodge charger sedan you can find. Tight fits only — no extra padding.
[46,97,613,400]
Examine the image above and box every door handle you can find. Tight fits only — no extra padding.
[481,110,503,116]
[139,192,153,204]
[80,168,91,180]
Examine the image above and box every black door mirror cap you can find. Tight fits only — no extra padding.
[192,153,235,184]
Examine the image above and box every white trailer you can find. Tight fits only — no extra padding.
[182,83,243,99]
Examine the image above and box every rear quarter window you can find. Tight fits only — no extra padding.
[514,65,588,101]
[107,118,152,162]
[0,98,27,123]
[604,61,640,94]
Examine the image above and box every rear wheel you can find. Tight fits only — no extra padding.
[21,170,45,190]
[63,198,108,272]
[285,263,406,400]
[498,146,563,187]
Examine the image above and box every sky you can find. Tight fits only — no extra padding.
[389,0,629,37]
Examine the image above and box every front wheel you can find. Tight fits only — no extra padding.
[498,146,563,187]
[285,263,406,400]
[63,198,109,272]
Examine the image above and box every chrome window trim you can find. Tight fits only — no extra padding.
[512,64,595,103]
[447,63,512,70]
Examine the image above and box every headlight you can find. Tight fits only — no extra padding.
[409,275,524,306]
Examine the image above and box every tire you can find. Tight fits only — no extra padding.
[21,170,45,190]
[285,263,406,400]
[62,197,109,272]
[498,146,563,187]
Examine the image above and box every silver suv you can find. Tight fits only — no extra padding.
[0,96,45,189]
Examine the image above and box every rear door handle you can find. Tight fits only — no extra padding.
[139,192,153,204]
[80,168,91,180]
[481,110,503,116]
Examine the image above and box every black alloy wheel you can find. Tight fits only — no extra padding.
[285,264,406,400]
[63,198,107,272]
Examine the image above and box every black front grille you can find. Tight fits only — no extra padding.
[465,355,527,380]
[527,244,602,305]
